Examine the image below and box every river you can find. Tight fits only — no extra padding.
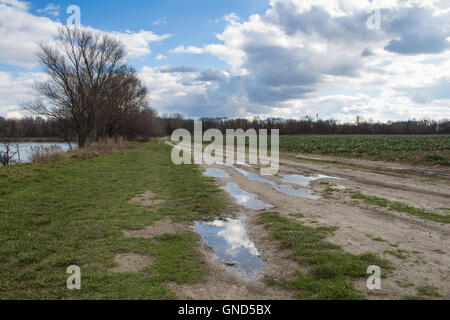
[0,142,74,164]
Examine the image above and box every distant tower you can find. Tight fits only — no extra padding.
[316,114,319,122]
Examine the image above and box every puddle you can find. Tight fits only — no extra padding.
[217,161,251,167]
[194,216,263,278]
[280,174,344,188]
[276,185,320,200]
[234,168,277,187]
[221,182,273,210]
[235,168,320,200]
[203,168,230,178]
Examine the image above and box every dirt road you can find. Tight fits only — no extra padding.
[165,140,450,299]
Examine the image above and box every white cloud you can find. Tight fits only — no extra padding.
[171,44,247,75]
[0,0,171,117]
[0,71,48,118]
[5,110,24,119]
[0,0,59,67]
[2,0,450,121]
[37,3,60,17]
[113,30,171,57]
[166,0,450,121]
[0,0,171,67]
[156,54,167,60]
[152,17,166,26]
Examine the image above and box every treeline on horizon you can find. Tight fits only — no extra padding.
[1,114,449,141]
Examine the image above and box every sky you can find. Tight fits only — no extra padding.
[0,0,450,122]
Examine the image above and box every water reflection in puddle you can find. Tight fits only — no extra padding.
[276,185,320,200]
[194,216,263,278]
[203,168,230,178]
[234,168,277,187]
[235,168,320,200]
[217,161,251,167]
[221,182,273,210]
[280,174,344,187]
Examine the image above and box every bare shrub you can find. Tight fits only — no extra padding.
[69,138,137,160]
[29,145,64,163]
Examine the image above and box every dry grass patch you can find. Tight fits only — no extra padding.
[129,190,165,207]
[109,253,155,273]
[123,218,187,238]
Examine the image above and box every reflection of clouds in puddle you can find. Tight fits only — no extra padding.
[234,168,320,200]
[217,161,251,167]
[194,216,263,278]
[234,168,277,187]
[212,218,260,257]
[280,174,345,188]
[203,168,230,178]
[221,182,272,210]
[276,185,320,200]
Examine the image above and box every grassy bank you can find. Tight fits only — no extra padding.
[0,141,225,299]
[351,193,450,224]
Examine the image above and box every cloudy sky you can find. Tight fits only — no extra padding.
[1,0,450,121]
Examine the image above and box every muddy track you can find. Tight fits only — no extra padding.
[291,153,450,179]
[280,158,450,199]
[163,140,450,299]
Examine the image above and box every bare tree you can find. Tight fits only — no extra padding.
[27,26,149,148]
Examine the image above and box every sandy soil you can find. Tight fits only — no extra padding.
[292,153,450,179]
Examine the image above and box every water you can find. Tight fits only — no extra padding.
[234,168,277,187]
[203,168,230,178]
[280,174,344,187]
[276,185,320,200]
[217,161,251,167]
[221,182,273,210]
[0,142,74,164]
[194,216,263,278]
[234,168,320,200]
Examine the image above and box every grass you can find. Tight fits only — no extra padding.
[405,285,442,300]
[416,285,441,297]
[259,212,391,300]
[384,249,409,260]
[0,141,226,299]
[279,135,450,166]
[351,193,450,224]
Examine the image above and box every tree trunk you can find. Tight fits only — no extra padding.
[78,134,86,148]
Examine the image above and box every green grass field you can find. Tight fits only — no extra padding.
[0,142,225,299]
[279,135,450,166]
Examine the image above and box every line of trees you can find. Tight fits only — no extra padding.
[1,115,449,144]
[161,115,450,135]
